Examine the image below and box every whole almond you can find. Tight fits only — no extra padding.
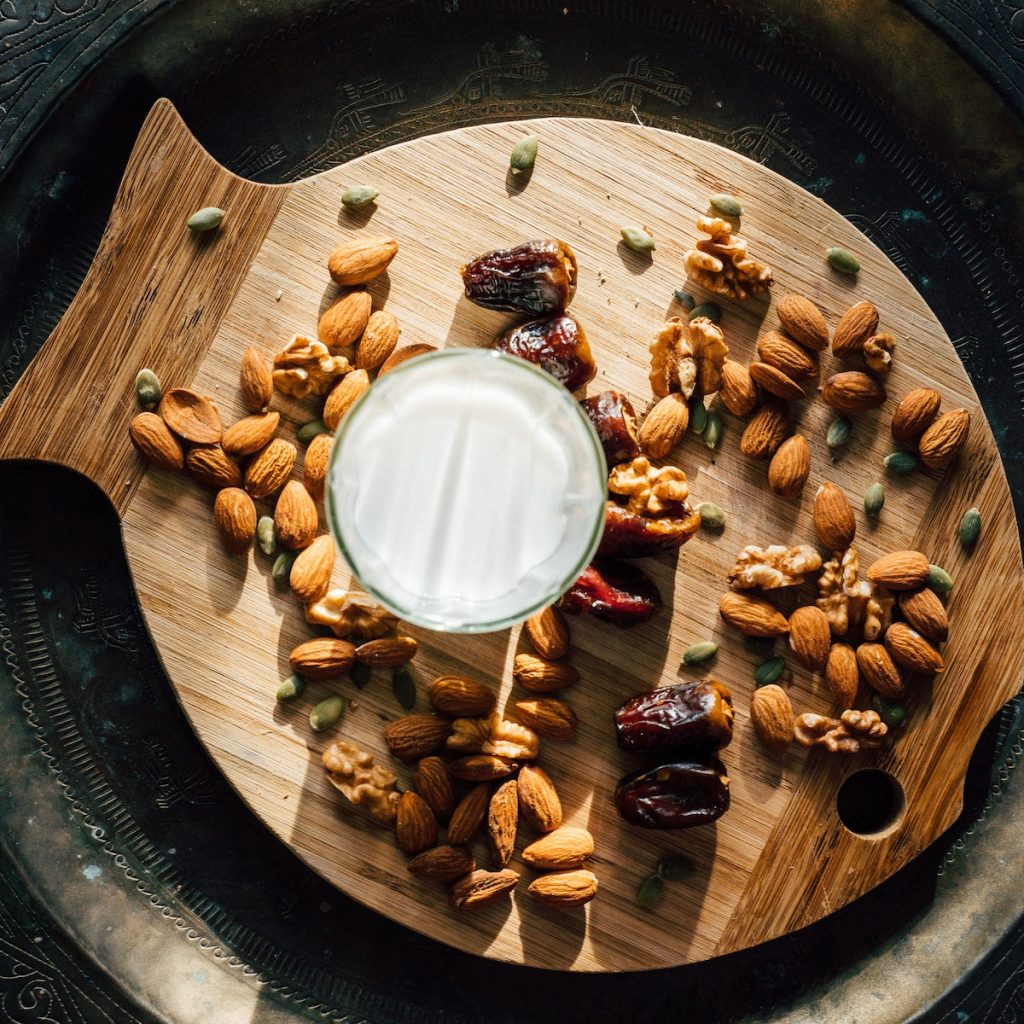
[327,236,399,286]
[639,393,689,458]
[856,642,904,698]
[529,869,598,907]
[898,587,949,643]
[318,289,372,350]
[522,826,594,869]
[411,756,457,822]
[186,445,243,490]
[323,368,371,431]
[718,359,758,417]
[719,592,790,637]
[129,412,184,470]
[884,622,945,674]
[245,438,296,498]
[749,361,806,401]
[517,764,562,832]
[813,482,856,550]
[355,310,400,370]
[383,714,452,762]
[750,684,794,754]
[776,294,829,351]
[159,388,223,443]
[356,635,417,667]
[428,675,497,717]
[739,398,789,459]
[377,343,438,377]
[832,301,879,359]
[289,637,356,680]
[222,412,280,457]
[275,480,318,549]
[757,331,818,380]
[449,868,519,910]
[918,409,970,470]
[303,433,333,501]
[488,779,519,868]
[240,346,273,413]
[821,371,887,412]
[768,434,811,499]
[825,643,859,708]
[867,550,930,590]
[513,698,577,741]
[891,388,941,443]
[289,534,336,602]
[788,605,831,671]
[513,654,580,693]
[447,783,490,844]
[395,791,437,855]
[213,487,256,554]
[448,755,518,782]
[407,845,474,884]
[525,606,570,660]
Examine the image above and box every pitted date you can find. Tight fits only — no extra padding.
[494,313,596,391]
[615,679,734,756]
[559,559,661,628]
[614,760,730,829]
[580,391,640,468]
[461,239,577,316]
[598,502,701,559]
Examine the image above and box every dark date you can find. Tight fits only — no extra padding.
[579,391,640,468]
[460,239,577,317]
[615,679,734,756]
[614,760,730,829]
[597,502,701,559]
[559,559,661,628]
[493,313,596,391]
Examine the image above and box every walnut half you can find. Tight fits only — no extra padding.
[608,456,689,517]
[306,589,399,640]
[323,739,400,822]
[648,316,728,399]
[273,334,351,398]
[793,709,888,753]
[446,712,539,760]
[684,216,773,300]
[728,544,822,590]
[816,546,893,639]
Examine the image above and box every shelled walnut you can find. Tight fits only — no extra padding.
[272,335,351,398]
[608,457,689,516]
[649,316,728,398]
[793,710,887,753]
[446,712,540,760]
[728,544,822,590]
[323,739,401,822]
[816,546,893,639]
[306,589,399,640]
[863,333,895,376]
[683,216,773,300]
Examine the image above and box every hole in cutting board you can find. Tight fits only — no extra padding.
[836,769,906,837]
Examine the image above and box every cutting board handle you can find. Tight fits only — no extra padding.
[0,99,283,514]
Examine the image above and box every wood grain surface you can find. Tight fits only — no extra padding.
[2,100,1022,971]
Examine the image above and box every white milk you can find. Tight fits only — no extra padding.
[326,349,606,632]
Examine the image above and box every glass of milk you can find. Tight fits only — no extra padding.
[325,348,606,633]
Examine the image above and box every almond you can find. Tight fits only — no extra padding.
[788,605,831,670]
[318,289,372,350]
[245,438,296,498]
[856,642,904,698]
[377,343,438,377]
[382,714,452,762]
[517,764,562,832]
[524,606,570,660]
[327,236,399,286]
[867,550,929,590]
[767,434,811,499]
[884,622,944,674]
[355,310,400,370]
[750,684,794,754]
[831,300,879,359]
[159,388,223,443]
[748,361,806,401]
[813,482,856,550]
[428,675,496,717]
[821,371,887,411]
[776,294,829,351]
[488,779,519,868]
[274,479,318,550]
[513,654,580,693]
[356,635,417,667]
[757,331,818,380]
[891,387,941,443]
[449,868,519,910]
[407,845,474,883]
[129,412,184,470]
[323,368,371,431]
[303,433,333,501]
[222,412,280,456]
[918,409,970,470]
[185,444,243,490]
[411,756,457,822]
[446,783,490,844]
[240,345,273,413]
[395,791,437,855]
[522,826,594,869]
[529,869,598,907]
[289,534,336,602]
[213,487,256,554]
[718,359,758,417]
[638,393,689,458]
[825,643,859,708]
[739,398,789,459]
[719,592,790,637]
[898,587,949,643]
[289,637,356,680]
[448,755,518,781]
[513,698,577,741]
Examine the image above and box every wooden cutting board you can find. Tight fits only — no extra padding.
[1,99,1021,972]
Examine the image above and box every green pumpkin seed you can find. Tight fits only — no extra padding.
[927,563,954,593]
[657,855,696,881]
[271,550,298,585]
[352,662,373,689]
[863,482,885,517]
[257,515,277,556]
[187,207,225,232]
[696,501,726,529]
[673,290,695,310]
[636,873,665,908]
[689,397,708,435]
[754,657,786,687]
[309,694,345,732]
[884,451,920,475]
[509,135,539,174]
[826,246,860,275]
[276,674,307,702]
[135,368,162,410]
[710,193,743,218]
[621,226,655,253]
[392,667,416,709]
[341,185,379,208]
[297,418,329,444]
[744,635,775,657]
[682,641,718,666]
[703,410,722,450]
[959,507,982,549]
[871,694,907,730]
[826,416,852,451]
[689,302,721,324]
